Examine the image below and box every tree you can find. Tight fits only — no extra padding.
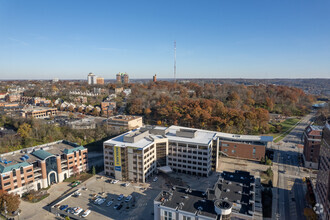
[266,167,273,177]
[92,166,96,175]
[17,123,32,139]
[72,165,80,176]
[0,190,20,213]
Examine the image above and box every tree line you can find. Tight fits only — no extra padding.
[126,82,314,134]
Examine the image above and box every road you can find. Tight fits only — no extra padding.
[273,112,316,220]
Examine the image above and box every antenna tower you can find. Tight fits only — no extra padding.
[174,40,176,83]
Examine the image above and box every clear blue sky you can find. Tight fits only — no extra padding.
[0,0,329,79]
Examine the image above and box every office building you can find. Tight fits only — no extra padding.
[103,125,272,183]
[106,115,143,131]
[154,171,261,220]
[303,125,323,169]
[0,140,88,196]
[20,107,57,119]
[315,121,330,220]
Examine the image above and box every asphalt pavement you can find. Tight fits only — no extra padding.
[273,112,315,220]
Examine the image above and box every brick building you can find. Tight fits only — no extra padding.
[303,125,323,169]
[315,121,330,220]
[0,140,87,196]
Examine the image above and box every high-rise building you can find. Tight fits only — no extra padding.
[87,73,97,85]
[315,121,330,220]
[153,74,157,82]
[123,73,129,84]
[303,125,323,169]
[116,72,129,84]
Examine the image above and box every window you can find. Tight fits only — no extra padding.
[183,216,191,220]
[4,182,11,186]
[27,175,33,179]
[253,147,256,155]
[164,211,172,220]
[232,150,236,153]
[222,143,229,147]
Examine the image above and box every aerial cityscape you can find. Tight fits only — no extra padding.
[0,1,329,220]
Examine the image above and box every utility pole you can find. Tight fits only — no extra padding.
[174,40,176,83]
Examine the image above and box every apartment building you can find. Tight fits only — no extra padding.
[107,115,143,131]
[315,121,330,220]
[103,125,272,183]
[154,171,261,220]
[303,125,323,169]
[20,107,57,119]
[0,140,88,196]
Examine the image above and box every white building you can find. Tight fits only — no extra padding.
[87,73,97,85]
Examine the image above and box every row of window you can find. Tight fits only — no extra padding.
[169,163,208,171]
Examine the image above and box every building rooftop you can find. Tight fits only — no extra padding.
[109,115,142,122]
[167,126,216,145]
[0,140,86,173]
[155,170,256,218]
[21,106,57,113]
[155,187,218,218]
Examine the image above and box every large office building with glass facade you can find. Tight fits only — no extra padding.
[0,140,88,196]
[103,125,272,183]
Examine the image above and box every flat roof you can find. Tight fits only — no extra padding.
[109,115,142,122]
[170,125,273,143]
[167,126,216,145]
[156,187,217,218]
[155,170,255,218]
[104,129,166,148]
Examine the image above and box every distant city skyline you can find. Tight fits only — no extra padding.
[0,0,329,79]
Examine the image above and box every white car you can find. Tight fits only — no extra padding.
[125,195,132,202]
[153,177,158,182]
[98,198,106,205]
[123,183,130,187]
[74,191,81,197]
[117,194,124,201]
[74,208,83,215]
[112,180,119,184]
[106,200,113,207]
[94,198,101,204]
[82,209,91,217]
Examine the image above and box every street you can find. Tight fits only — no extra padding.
[273,112,316,220]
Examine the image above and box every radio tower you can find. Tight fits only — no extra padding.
[174,40,176,83]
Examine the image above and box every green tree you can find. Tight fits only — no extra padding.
[17,123,32,139]
[92,166,96,175]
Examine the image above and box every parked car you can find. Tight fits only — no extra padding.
[117,204,123,210]
[71,181,81,187]
[106,201,113,207]
[59,205,68,211]
[74,208,83,215]
[125,195,132,202]
[153,177,158,182]
[117,194,124,201]
[98,198,106,205]
[114,204,120,209]
[73,191,81,197]
[82,209,91,218]
[66,208,73,213]
[112,179,119,184]
[122,183,130,187]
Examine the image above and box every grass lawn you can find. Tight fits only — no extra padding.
[63,172,93,183]
[270,118,300,143]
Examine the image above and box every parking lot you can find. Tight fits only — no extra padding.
[53,175,161,220]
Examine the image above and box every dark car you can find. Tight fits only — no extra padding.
[66,208,73,213]
[59,205,68,211]
[116,204,123,210]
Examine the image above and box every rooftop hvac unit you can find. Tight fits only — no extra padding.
[227,181,232,185]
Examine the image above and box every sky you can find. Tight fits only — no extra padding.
[0,0,330,80]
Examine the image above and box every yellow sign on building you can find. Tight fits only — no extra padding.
[114,146,121,171]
